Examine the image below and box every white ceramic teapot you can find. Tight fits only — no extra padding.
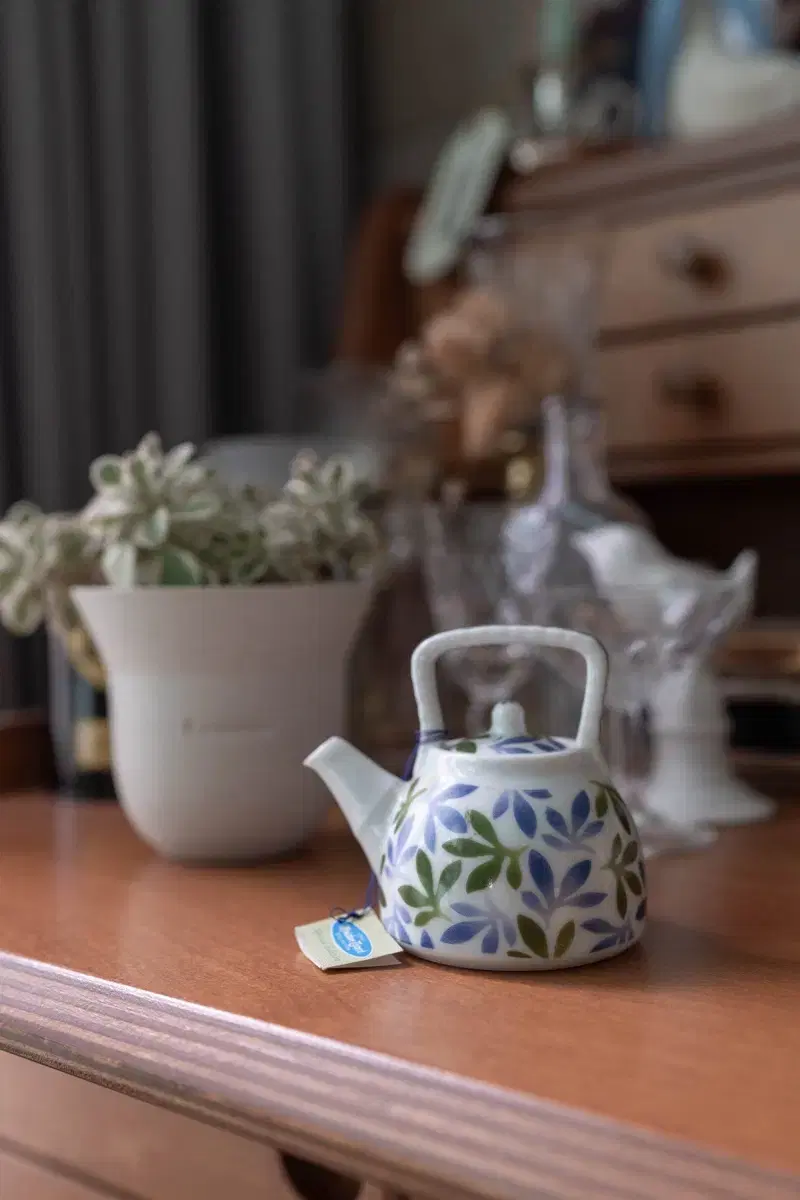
[305,626,646,971]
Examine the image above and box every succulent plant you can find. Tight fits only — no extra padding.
[80,434,384,588]
[0,503,94,635]
[0,432,384,669]
[83,433,230,586]
[198,482,274,586]
[262,453,382,583]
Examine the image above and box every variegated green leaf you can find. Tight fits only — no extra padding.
[1,584,44,636]
[132,507,170,549]
[172,492,222,523]
[101,543,137,588]
[160,547,204,586]
[163,442,196,477]
[89,456,124,491]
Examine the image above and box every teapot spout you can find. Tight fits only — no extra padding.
[304,738,401,875]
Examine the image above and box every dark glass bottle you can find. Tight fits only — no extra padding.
[68,672,116,801]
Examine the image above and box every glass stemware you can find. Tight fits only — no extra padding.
[421,502,532,736]
[532,583,720,859]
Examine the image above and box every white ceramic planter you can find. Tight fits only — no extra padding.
[71,583,372,862]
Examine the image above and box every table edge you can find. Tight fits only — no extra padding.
[0,952,794,1200]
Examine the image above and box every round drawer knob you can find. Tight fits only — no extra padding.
[659,369,725,413]
[657,236,729,288]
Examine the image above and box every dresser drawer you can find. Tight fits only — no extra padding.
[601,190,800,333]
[0,1053,381,1200]
[0,1150,110,1200]
[596,320,800,453]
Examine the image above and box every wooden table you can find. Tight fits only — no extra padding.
[0,795,797,1199]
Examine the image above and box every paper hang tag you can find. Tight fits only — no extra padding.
[295,909,405,971]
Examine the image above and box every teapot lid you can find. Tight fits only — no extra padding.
[440,702,570,757]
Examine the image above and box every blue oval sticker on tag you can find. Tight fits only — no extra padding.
[331,920,372,959]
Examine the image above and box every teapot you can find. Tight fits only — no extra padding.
[305,626,646,971]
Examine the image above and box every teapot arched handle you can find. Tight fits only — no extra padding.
[411,625,608,750]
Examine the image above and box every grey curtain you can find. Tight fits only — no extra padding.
[0,0,366,707]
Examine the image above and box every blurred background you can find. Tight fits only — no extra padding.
[0,0,537,707]
[2,0,800,821]
[0,0,370,705]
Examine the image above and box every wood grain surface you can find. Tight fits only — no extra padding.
[507,111,800,223]
[0,1150,110,1200]
[600,189,800,334]
[597,318,800,455]
[0,796,797,1199]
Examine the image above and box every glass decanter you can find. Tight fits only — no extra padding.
[465,213,647,600]
[503,395,648,604]
[506,398,649,732]
[465,214,648,729]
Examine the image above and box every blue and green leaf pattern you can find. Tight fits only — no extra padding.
[521,853,606,919]
[440,898,517,955]
[422,783,478,851]
[398,849,462,925]
[491,788,551,836]
[380,818,417,879]
[491,736,567,755]
[379,775,646,966]
[542,789,605,853]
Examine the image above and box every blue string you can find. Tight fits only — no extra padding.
[333,729,447,924]
[402,728,447,781]
[330,905,364,925]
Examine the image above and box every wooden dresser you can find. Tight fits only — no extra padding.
[0,793,798,1200]
[339,114,800,614]
[342,113,800,484]
[534,125,800,486]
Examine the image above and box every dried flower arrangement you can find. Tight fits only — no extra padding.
[0,434,383,682]
[386,285,573,462]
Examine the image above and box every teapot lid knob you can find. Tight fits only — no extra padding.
[489,702,527,739]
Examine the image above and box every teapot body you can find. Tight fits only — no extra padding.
[305,625,648,972]
[379,741,646,970]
